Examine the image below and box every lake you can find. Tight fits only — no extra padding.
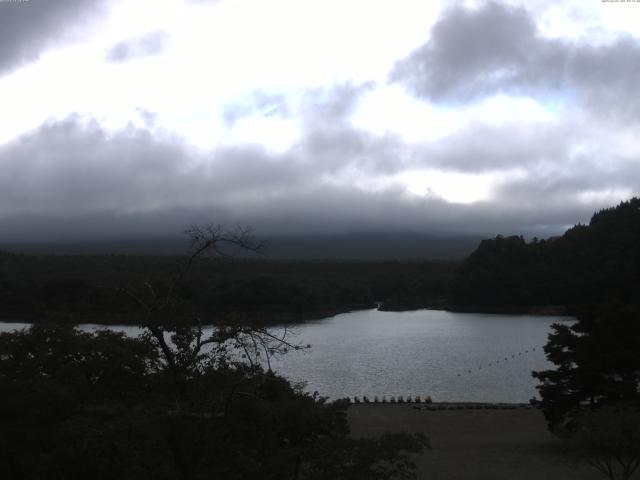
[0,308,572,403]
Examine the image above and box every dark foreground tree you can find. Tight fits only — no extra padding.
[565,404,640,480]
[0,226,428,479]
[533,303,640,479]
[0,325,427,479]
[532,303,640,432]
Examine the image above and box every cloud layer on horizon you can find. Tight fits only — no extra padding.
[0,0,639,243]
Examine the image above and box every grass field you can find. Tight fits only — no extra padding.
[348,404,605,480]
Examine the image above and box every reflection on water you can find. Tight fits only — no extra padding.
[0,309,572,402]
[270,309,572,402]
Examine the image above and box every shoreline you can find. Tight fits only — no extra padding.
[347,400,536,409]
[0,302,573,327]
[380,303,570,316]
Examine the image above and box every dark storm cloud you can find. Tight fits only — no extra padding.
[0,114,414,241]
[391,1,640,118]
[0,116,312,221]
[0,178,594,243]
[0,0,107,75]
[105,30,169,63]
[0,112,619,243]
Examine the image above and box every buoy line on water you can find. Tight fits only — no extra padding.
[349,395,433,404]
[454,346,540,377]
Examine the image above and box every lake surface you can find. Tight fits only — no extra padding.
[271,309,571,402]
[0,309,572,402]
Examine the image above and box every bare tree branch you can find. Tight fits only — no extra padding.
[119,224,307,381]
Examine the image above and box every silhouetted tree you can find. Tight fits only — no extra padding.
[565,404,640,480]
[532,303,640,432]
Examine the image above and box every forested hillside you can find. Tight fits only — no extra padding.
[451,198,640,311]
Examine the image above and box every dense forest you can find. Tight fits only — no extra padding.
[451,198,640,313]
[0,254,454,325]
[1,197,638,324]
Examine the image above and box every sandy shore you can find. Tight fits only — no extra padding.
[348,404,604,480]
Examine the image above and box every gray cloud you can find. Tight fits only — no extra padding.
[0,0,107,75]
[105,30,169,63]
[391,1,640,119]
[410,121,572,173]
[0,110,633,243]
[0,116,315,220]
[391,2,537,101]
[492,155,640,205]
[0,180,604,243]
[291,81,409,175]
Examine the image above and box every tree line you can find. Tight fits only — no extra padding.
[452,198,640,312]
[0,253,454,325]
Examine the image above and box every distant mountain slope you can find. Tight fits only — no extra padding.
[2,232,481,260]
[263,232,481,260]
[451,198,640,310]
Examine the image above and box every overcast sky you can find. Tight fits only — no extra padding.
[0,0,639,242]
